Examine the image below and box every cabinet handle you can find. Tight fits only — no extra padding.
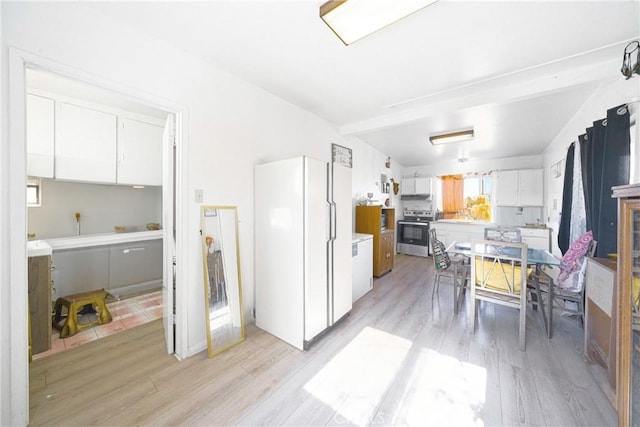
[123,247,145,254]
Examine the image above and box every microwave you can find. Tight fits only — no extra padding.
[381,213,388,230]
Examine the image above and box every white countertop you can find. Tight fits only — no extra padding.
[352,233,373,243]
[45,230,163,251]
[27,240,52,257]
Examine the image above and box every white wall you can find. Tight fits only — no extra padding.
[0,4,394,424]
[348,136,402,228]
[542,77,640,256]
[28,180,162,238]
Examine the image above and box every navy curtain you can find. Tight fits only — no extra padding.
[595,105,630,257]
[557,142,575,254]
[558,104,630,256]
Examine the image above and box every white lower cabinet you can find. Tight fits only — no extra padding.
[55,102,117,183]
[518,227,551,251]
[431,222,487,248]
[51,239,162,300]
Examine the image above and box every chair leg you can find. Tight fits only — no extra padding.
[431,273,439,301]
[470,297,477,334]
[519,301,527,351]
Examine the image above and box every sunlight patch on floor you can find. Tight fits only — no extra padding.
[394,348,487,426]
[303,327,412,425]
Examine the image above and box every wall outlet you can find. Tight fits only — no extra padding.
[194,189,203,203]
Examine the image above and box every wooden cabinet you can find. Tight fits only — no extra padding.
[117,118,164,186]
[26,94,55,178]
[28,255,52,355]
[612,184,640,426]
[55,102,117,183]
[496,169,543,206]
[356,205,395,277]
[584,257,616,391]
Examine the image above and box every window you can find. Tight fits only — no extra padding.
[27,178,41,207]
[463,176,492,220]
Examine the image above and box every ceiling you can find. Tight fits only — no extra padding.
[85,1,639,167]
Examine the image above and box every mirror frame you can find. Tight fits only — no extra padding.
[201,205,245,357]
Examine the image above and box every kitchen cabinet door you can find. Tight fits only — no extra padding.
[496,170,519,206]
[518,169,544,206]
[378,230,395,275]
[519,227,551,251]
[27,94,55,178]
[55,102,117,183]
[108,240,162,291]
[401,178,416,195]
[117,118,164,186]
[415,177,431,194]
[28,255,52,354]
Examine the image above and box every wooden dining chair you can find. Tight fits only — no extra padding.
[470,240,531,351]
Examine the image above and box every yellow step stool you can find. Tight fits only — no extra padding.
[53,289,112,338]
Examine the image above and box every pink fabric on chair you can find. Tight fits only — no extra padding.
[556,230,593,291]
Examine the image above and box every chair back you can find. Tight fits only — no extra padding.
[429,228,438,245]
[431,238,451,271]
[471,240,529,298]
[470,239,531,351]
[484,227,522,243]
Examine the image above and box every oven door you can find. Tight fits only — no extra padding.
[397,221,430,257]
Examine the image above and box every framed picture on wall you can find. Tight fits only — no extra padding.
[551,160,563,178]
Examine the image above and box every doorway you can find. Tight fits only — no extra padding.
[8,47,186,425]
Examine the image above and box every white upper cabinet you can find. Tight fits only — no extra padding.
[401,177,431,195]
[518,169,544,206]
[26,94,55,178]
[401,178,416,195]
[117,118,163,186]
[496,169,543,206]
[55,102,117,183]
[415,177,432,194]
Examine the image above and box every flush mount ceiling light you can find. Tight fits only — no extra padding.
[429,129,475,146]
[320,0,439,46]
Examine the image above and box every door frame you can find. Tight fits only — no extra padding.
[8,47,189,425]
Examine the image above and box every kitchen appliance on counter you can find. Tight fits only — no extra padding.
[255,156,352,350]
[397,209,435,257]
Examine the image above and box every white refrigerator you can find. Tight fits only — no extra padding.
[255,156,352,350]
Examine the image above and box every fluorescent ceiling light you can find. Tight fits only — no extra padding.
[320,0,439,46]
[429,129,475,146]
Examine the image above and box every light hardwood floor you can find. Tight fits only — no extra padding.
[29,254,617,426]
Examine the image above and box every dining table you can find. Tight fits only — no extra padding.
[446,241,563,338]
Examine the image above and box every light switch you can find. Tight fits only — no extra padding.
[552,198,558,210]
[195,189,203,203]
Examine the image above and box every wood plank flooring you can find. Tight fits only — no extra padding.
[29,254,617,426]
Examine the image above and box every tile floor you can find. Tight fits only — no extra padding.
[33,290,163,360]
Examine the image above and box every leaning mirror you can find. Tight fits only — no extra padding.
[201,206,244,357]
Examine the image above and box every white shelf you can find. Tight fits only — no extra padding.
[46,230,163,251]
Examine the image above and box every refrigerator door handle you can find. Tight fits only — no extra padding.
[326,201,332,241]
[329,201,337,240]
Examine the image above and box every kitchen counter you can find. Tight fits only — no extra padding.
[45,230,163,251]
[435,219,495,226]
